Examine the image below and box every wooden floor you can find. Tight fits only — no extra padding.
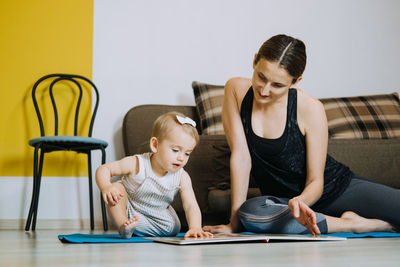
[1,230,400,266]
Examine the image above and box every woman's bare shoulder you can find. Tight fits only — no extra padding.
[226,77,251,90]
[297,88,324,112]
[296,89,326,126]
[225,77,251,101]
[296,89,326,134]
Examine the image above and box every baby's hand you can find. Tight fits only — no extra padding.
[184,228,213,239]
[102,184,124,206]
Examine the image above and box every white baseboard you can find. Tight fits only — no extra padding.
[0,219,116,230]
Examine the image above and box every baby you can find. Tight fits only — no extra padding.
[96,111,212,239]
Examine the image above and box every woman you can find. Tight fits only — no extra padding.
[203,34,399,235]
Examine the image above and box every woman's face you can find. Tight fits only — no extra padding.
[251,57,297,104]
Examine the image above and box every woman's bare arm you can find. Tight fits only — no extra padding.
[297,92,328,206]
[288,92,328,235]
[203,78,252,233]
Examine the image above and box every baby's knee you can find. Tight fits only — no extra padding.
[114,182,128,195]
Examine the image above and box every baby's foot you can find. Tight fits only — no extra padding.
[119,216,139,239]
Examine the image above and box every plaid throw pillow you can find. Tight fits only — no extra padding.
[192,81,225,135]
[320,93,400,139]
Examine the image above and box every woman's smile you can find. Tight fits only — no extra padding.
[258,91,270,98]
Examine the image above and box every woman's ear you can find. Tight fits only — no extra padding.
[293,76,302,86]
[149,137,158,153]
[253,53,258,68]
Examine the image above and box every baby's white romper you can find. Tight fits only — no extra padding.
[120,153,182,236]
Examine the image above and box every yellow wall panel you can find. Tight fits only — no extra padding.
[0,0,93,176]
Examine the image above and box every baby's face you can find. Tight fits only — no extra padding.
[156,126,197,173]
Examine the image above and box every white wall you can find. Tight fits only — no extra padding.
[2,0,399,225]
[93,0,400,162]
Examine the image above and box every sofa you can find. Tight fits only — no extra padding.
[122,85,400,230]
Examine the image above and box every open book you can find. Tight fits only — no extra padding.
[145,233,346,245]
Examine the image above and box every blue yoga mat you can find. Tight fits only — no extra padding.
[58,232,400,244]
[326,232,400,238]
[58,234,153,243]
[58,233,185,243]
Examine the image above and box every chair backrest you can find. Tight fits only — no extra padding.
[31,73,100,137]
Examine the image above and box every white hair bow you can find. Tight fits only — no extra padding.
[176,115,196,128]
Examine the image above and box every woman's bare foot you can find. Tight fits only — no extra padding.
[119,216,139,239]
[341,211,393,233]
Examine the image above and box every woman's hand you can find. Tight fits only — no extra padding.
[202,223,233,234]
[184,228,214,239]
[102,184,124,206]
[288,197,321,236]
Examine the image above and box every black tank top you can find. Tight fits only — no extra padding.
[240,87,352,209]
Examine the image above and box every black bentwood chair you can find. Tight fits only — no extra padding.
[25,74,108,231]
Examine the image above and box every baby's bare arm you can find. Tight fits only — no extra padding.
[179,171,213,238]
[95,156,138,205]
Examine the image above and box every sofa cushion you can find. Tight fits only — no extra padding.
[327,138,400,188]
[207,138,400,215]
[320,92,400,139]
[192,81,225,135]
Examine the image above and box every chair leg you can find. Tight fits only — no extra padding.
[88,152,94,230]
[32,149,45,231]
[100,147,108,231]
[100,193,108,231]
[25,147,40,231]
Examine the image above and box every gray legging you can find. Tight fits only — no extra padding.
[238,175,400,234]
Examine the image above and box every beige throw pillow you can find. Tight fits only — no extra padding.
[320,92,400,139]
[192,81,225,135]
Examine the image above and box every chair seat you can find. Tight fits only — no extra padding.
[29,136,108,148]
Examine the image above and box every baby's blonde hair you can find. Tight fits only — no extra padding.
[151,111,199,145]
